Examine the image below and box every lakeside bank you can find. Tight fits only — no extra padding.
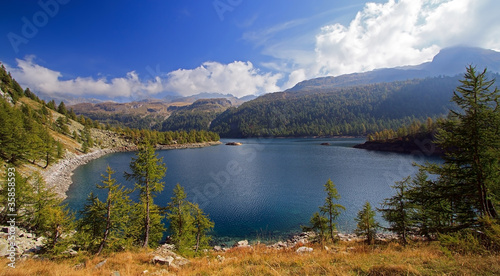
[41,141,222,199]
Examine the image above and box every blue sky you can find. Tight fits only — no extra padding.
[1,0,499,100]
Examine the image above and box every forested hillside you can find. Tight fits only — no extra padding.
[210,76,463,137]
[160,98,232,131]
[0,64,220,168]
[0,64,65,166]
[71,98,236,132]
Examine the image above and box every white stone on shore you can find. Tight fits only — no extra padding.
[296,246,313,253]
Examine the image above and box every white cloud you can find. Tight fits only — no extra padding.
[7,56,164,99]
[6,57,282,99]
[164,61,282,97]
[279,0,500,88]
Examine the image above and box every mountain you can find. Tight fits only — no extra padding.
[160,98,233,131]
[210,76,463,137]
[70,97,238,131]
[70,99,178,130]
[208,47,500,138]
[288,46,500,92]
[168,92,253,106]
[71,47,500,137]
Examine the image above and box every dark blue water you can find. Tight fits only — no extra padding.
[66,138,440,242]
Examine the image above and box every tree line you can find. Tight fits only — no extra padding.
[76,143,214,255]
[0,143,214,255]
[210,76,461,137]
[304,66,499,253]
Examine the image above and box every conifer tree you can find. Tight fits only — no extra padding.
[75,166,133,254]
[77,192,105,251]
[127,199,165,248]
[0,168,33,226]
[95,166,132,255]
[190,202,214,252]
[125,143,166,247]
[379,176,414,245]
[302,212,328,242]
[166,184,194,251]
[407,169,447,237]
[355,201,380,245]
[57,101,67,115]
[319,179,345,242]
[422,66,499,230]
[43,203,75,254]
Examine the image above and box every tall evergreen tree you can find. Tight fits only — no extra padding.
[95,166,132,255]
[423,66,499,228]
[57,101,67,115]
[407,169,448,237]
[125,143,166,247]
[127,199,165,248]
[190,202,214,252]
[0,168,33,226]
[166,184,194,251]
[77,192,105,251]
[379,176,414,245]
[355,201,380,245]
[319,179,345,242]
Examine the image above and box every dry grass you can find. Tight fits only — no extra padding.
[1,241,499,276]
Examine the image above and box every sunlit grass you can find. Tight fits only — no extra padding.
[1,241,499,276]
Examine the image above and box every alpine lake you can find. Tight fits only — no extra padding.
[66,138,441,244]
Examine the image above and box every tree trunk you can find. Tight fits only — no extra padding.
[44,152,49,169]
[195,227,201,252]
[329,205,335,242]
[143,180,150,248]
[97,197,112,255]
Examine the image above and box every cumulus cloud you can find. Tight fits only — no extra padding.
[7,57,282,99]
[7,56,164,99]
[282,0,500,87]
[164,61,282,97]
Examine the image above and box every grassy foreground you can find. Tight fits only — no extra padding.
[1,241,499,276]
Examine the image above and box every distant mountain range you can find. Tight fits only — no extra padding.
[288,46,500,92]
[69,46,500,136]
[69,93,254,130]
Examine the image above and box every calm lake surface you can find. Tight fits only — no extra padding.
[66,138,441,243]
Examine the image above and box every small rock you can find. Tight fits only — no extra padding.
[276,241,287,248]
[213,245,222,252]
[62,249,78,256]
[111,271,121,276]
[234,240,249,247]
[152,255,174,266]
[175,257,190,266]
[160,243,176,251]
[296,246,313,254]
[296,238,307,245]
[0,239,9,256]
[324,246,329,251]
[216,255,225,262]
[95,259,107,269]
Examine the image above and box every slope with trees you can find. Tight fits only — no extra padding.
[210,76,461,137]
[379,66,500,252]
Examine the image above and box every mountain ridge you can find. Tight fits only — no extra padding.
[288,46,500,92]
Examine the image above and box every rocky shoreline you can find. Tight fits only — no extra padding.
[41,141,222,199]
[0,227,398,261]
